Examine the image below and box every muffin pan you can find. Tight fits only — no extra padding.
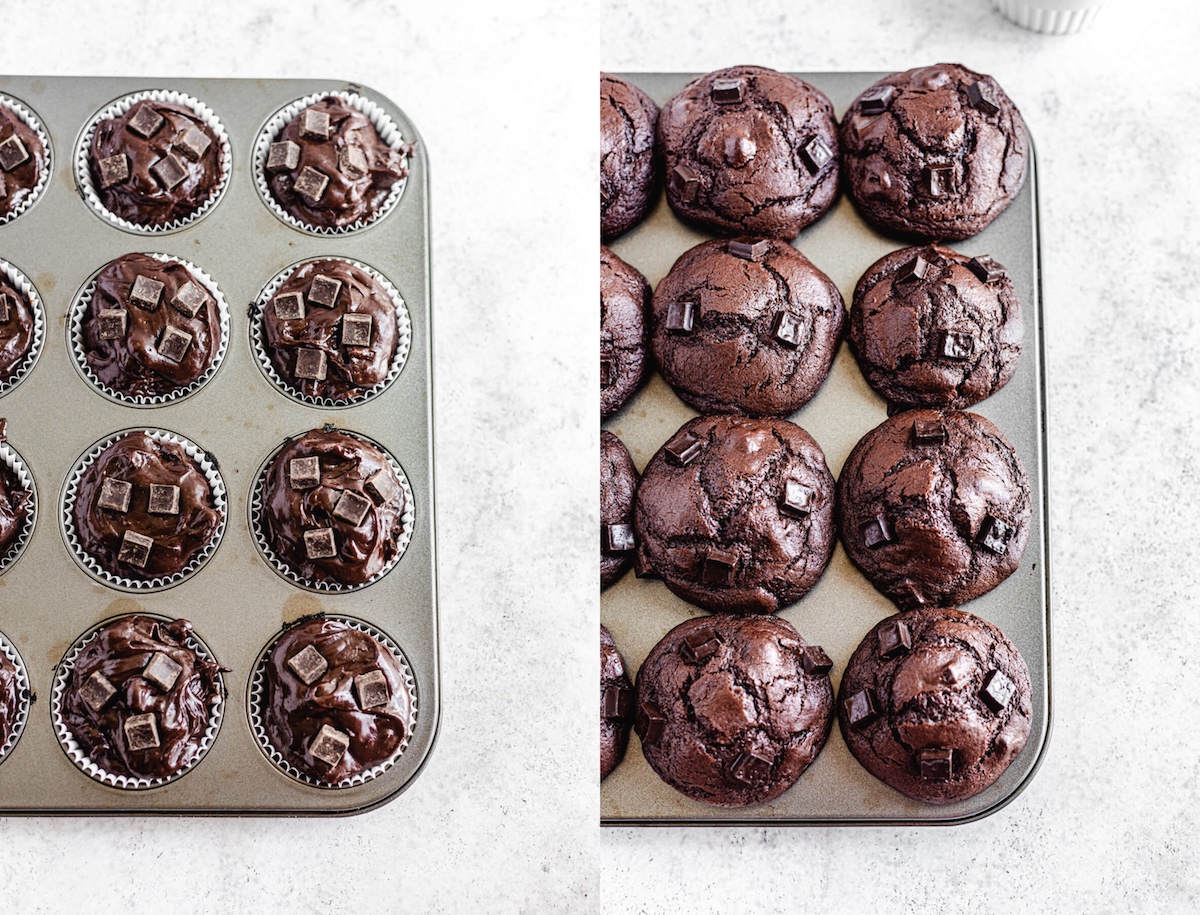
[0,76,437,814]
[601,71,1049,826]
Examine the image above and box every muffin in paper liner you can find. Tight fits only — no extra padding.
[60,428,227,591]
[247,615,418,789]
[67,253,230,407]
[249,256,411,408]
[0,439,36,577]
[253,89,412,236]
[0,94,51,227]
[0,630,32,766]
[75,90,232,234]
[50,615,225,790]
[249,427,415,593]
[0,258,46,399]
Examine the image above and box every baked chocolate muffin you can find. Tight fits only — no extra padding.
[601,73,660,240]
[838,607,1032,804]
[0,101,47,221]
[260,259,400,402]
[70,432,223,582]
[840,64,1029,241]
[837,409,1031,610]
[649,237,844,416]
[601,245,650,419]
[634,414,836,614]
[88,98,224,228]
[0,453,31,567]
[257,428,408,588]
[600,431,638,590]
[57,616,222,782]
[79,253,224,401]
[600,625,633,780]
[658,65,839,239]
[850,244,1023,409]
[260,617,415,784]
[635,614,833,807]
[266,95,409,230]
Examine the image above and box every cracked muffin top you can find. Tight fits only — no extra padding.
[601,245,650,419]
[601,74,660,240]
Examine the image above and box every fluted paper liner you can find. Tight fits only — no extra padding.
[0,441,36,577]
[0,259,46,399]
[0,630,31,765]
[0,94,51,227]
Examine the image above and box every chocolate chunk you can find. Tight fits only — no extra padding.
[800,135,833,174]
[779,477,814,518]
[307,275,342,309]
[730,750,773,786]
[300,108,332,140]
[332,489,372,526]
[170,281,208,318]
[600,358,613,389]
[309,724,351,768]
[967,255,1007,285]
[353,669,391,710]
[127,104,165,139]
[294,347,328,381]
[286,644,329,685]
[664,301,695,334]
[97,478,133,513]
[711,77,744,104]
[98,153,130,188]
[79,670,117,712]
[877,618,913,659]
[859,84,895,115]
[670,163,700,203]
[174,125,212,161]
[129,275,164,311]
[918,747,955,780]
[0,136,23,173]
[99,306,131,340]
[680,629,723,663]
[727,237,770,262]
[288,456,321,490]
[123,712,161,751]
[338,145,369,179]
[724,133,756,167]
[0,175,5,199]
[911,419,946,446]
[939,330,975,361]
[861,513,893,549]
[634,701,666,747]
[602,685,633,720]
[978,515,1012,554]
[772,311,807,349]
[603,522,635,554]
[664,430,703,466]
[142,652,183,691]
[341,313,373,347]
[633,550,659,579]
[147,483,181,516]
[965,81,1000,116]
[266,140,301,173]
[293,166,329,203]
[363,468,400,505]
[799,645,833,676]
[273,291,305,321]
[117,530,153,568]
[151,153,188,191]
[844,687,881,729]
[0,294,9,323]
[896,255,930,284]
[701,548,738,587]
[980,668,1016,713]
[926,164,955,198]
[304,527,337,560]
[157,325,193,363]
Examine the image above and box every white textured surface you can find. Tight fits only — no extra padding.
[602,1,1200,912]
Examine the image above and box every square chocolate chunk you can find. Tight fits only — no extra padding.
[978,515,1012,554]
[364,468,400,505]
[273,291,305,321]
[602,685,633,721]
[286,644,329,685]
[147,483,181,516]
[341,313,373,347]
[844,688,881,729]
[307,275,342,309]
[980,669,1016,713]
[779,478,814,518]
[97,478,133,513]
[603,523,634,554]
[0,135,29,172]
[861,513,893,549]
[939,330,975,361]
[338,145,369,179]
[665,430,703,466]
[967,255,1007,285]
[918,747,955,780]
[98,153,130,188]
[896,255,930,284]
[293,166,329,203]
[634,701,665,747]
[600,358,613,389]
[799,135,833,174]
[127,104,164,139]
[730,751,773,786]
[173,125,212,161]
[912,419,947,446]
[304,527,337,560]
[799,645,833,676]
[859,85,895,115]
[772,311,807,349]
[670,164,700,202]
[300,108,332,140]
[129,275,164,311]
[151,153,188,191]
[680,629,722,663]
[118,530,154,568]
[0,294,9,323]
[142,652,183,691]
[123,713,161,752]
[332,489,372,526]
[79,671,117,712]
[965,81,1000,116]
[727,237,770,262]
[157,325,193,363]
[877,618,913,659]
[701,548,738,587]
[266,140,301,173]
[309,724,350,768]
[170,281,208,318]
[295,347,328,381]
[926,164,955,198]
[664,301,695,334]
[353,669,390,710]
[711,77,744,104]
[289,456,321,490]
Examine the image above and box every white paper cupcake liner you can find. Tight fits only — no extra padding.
[75,89,232,235]
[253,89,411,236]
[60,428,227,591]
[991,0,1102,33]
[247,615,417,789]
[0,259,46,399]
[0,94,51,227]
[50,617,224,790]
[0,630,31,765]
[67,253,230,407]
[250,256,411,408]
[0,441,36,577]
[249,428,415,593]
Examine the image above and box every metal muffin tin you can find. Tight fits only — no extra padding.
[0,76,438,814]
[601,71,1049,826]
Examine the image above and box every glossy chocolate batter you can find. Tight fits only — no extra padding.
[0,102,47,220]
[0,644,24,753]
[0,458,31,563]
[0,275,36,387]
[600,625,633,780]
[600,73,660,240]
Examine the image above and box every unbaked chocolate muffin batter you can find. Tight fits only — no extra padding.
[0,643,24,752]
[600,625,633,780]
[600,431,637,590]
[601,245,650,419]
[601,73,660,240]
[0,102,46,221]
[0,275,36,387]
[0,458,30,564]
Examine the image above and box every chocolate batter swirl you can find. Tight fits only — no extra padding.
[0,459,31,563]
[0,103,47,220]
